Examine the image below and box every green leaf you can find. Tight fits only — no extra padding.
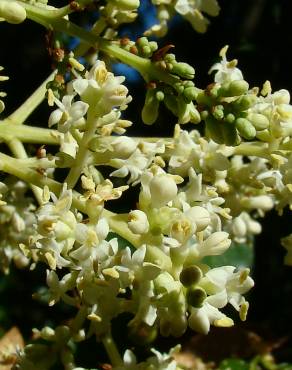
[219,358,249,370]
[203,241,254,270]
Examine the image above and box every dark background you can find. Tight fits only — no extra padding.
[1,0,292,364]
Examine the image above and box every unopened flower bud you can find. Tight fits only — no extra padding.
[142,89,159,125]
[232,216,247,238]
[128,210,149,234]
[233,94,257,111]
[0,1,26,24]
[185,206,210,232]
[219,80,249,97]
[149,175,177,208]
[156,91,164,101]
[112,136,137,158]
[164,94,179,116]
[222,124,240,146]
[241,195,273,211]
[212,105,224,120]
[171,62,195,79]
[235,118,256,140]
[183,86,198,102]
[272,89,290,105]
[186,287,207,308]
[205,116,224,144]
[199,231,231,257]
[180,265,202,287]
[247,113,269,131]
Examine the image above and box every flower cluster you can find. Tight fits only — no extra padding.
[0,178,35,274]
[145,0,220,36]
[0,65,8,113]
[1,1,292,368]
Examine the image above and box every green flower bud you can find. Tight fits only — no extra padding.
[183,86,198,102]
[196,90,211,106]
[164,53,176,62]
[174,82,184,94]
[186,287,207,308]
[142,89,160,125]
[136,37,148,47]
[149,41,158,52]
[180,265,202,287]
[212,105,224,120]
[219,80,249,97]
[0,1,26,24]
[141,45,152,57]
[200,110,209,120]
[233,94,257,111]
[205,116,224,144]
[235,118,256,140]
[171,62,195,79]
[156,90,165,101]
[222,124,241,146]
[229,80,249,96]
[164,94,178,116]
[247,113,270,130]
[225,113,236,124]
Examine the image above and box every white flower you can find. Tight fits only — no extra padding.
[188,301,232,334]
[0,66,9,113]
[128,210,149,234]
[209,45,243,83]
[111,136,137,158]
[196,231,231,257]
[48,94,88,133]
[185,206,211,232]
[72,60,132,114]
[149,174,178,208]
[70,218,109,262]
[175,0,220,33]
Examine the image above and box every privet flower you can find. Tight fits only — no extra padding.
[0,66,8,113]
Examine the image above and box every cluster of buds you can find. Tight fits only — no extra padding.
[141,52,199,125]
[120,36,158,58]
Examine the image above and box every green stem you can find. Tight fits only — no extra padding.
[6,70,56,124]
[233,142,270,158]
[102,333,123,367]
[0,152,61,194]
[23,3,179,84]
[0,121,60,144]
[74,17,107,58]
[5,138,43,204]
[65,111,99,188]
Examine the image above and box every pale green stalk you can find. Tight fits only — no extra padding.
[65,110,100,188]
[21,2,179,85]
[5,138,43,203]
[102,333,123,367]
[0,121,60,144]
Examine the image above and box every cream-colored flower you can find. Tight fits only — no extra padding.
[0,66,8,113]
